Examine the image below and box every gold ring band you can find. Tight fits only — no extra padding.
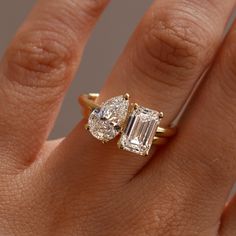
[78,93,176,156]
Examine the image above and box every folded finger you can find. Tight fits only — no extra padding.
[0,0,109,171]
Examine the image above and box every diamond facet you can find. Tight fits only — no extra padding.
[88,95,129,142]
[118,106,161,156]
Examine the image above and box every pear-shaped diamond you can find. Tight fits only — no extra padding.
[88,95,129,142]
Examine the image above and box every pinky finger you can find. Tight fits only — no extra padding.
[219,193,236,236]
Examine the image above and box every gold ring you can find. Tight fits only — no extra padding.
[79,93,176,156]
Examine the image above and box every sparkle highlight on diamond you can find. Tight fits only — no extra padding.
[88,95,129,142]
[118,106,161,156]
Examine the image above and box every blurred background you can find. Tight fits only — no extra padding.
[0,0,153,138]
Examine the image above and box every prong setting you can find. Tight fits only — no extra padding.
[118,143,124,150]
[133,103,139,110]
[85,124,90,130]
[159,112,164,119]
[124,93,130,100]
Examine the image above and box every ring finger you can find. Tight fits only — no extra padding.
[53,0,235,182]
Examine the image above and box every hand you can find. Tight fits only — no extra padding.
[0,0,236,235]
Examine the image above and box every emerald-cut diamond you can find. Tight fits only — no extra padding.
[88,95,129,142]
[118,106,161,156]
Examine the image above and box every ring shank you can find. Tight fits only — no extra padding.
[79,93,176,143]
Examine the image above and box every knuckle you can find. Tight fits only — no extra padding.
[3,29,75,89]
[137,10,213,80]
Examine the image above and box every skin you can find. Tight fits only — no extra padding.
[0,0,236,235]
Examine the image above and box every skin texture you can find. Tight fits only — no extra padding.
[0,0,236,235]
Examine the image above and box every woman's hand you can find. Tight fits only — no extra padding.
[0,0,236,235]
